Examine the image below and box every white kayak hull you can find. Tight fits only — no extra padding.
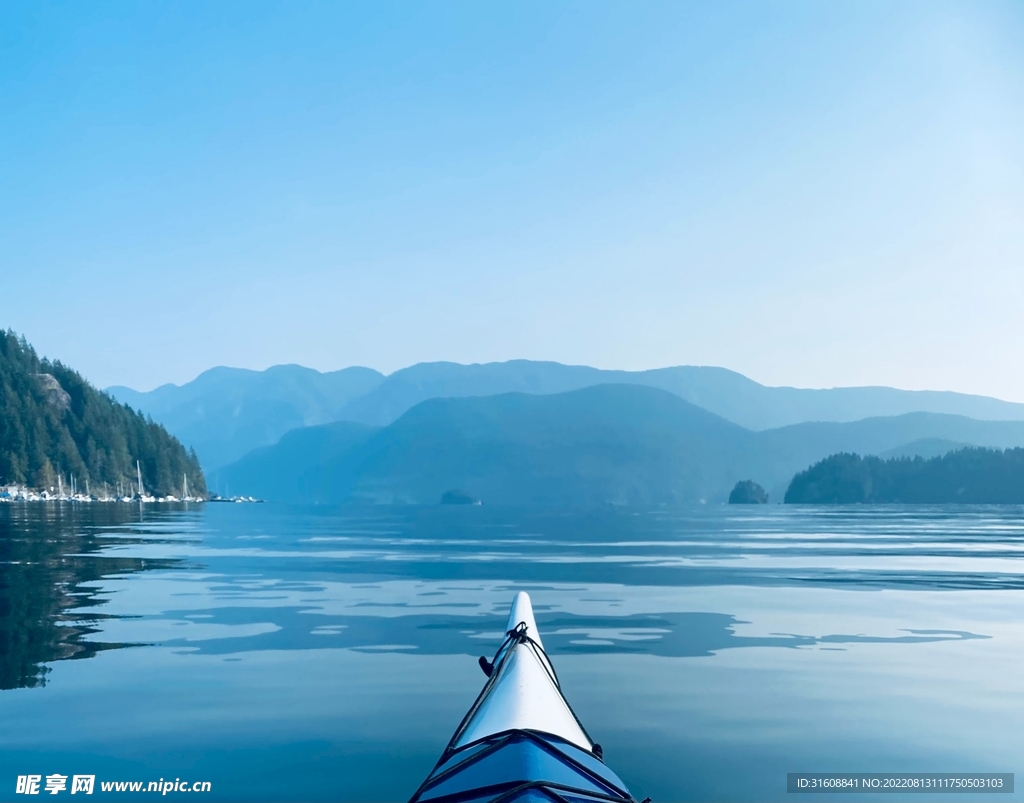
[408,592,639,803]
[454,592,592,750]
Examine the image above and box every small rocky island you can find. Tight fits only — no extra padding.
[441,489,480,505]
[728,480,768,504]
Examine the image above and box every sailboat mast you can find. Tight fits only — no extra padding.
[137,460,144,498]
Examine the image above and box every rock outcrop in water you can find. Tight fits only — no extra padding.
[728,480,768,504]
[440,489,479,505]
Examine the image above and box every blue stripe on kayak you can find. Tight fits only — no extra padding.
[431,740,493,776]
[489,788,559,803]
[410,730,634,803]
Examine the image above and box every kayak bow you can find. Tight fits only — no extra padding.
[409,592,641,803]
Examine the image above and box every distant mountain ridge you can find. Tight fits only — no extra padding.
[109,360,1024,471]
[108,364,383,470]
[214,385,756,505]
[336,361,1024,431]
[212,384,1024,505]
[877,438,968,460]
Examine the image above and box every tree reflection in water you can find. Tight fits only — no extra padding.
[0,503,182,690]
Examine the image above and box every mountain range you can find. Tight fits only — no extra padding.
[109,360,1024,472]
[109,365,382,470]
[211,384,1024,505]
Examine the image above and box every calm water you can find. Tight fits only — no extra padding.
[0,503,1022,802]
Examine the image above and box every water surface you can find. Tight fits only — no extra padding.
[1,503,1021,801]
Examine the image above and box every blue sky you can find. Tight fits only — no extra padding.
[2,1,1022,397]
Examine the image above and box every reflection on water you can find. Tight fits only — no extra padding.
[0,503,1022,802]
[0,504,181,689]
[147,607,989,657]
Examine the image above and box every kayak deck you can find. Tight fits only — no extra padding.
[409,593,640,803]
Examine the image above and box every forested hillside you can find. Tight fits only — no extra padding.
[785,448,1024,504]
[0,331,205,496]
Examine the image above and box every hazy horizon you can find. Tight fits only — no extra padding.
[3,2,1022,399]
